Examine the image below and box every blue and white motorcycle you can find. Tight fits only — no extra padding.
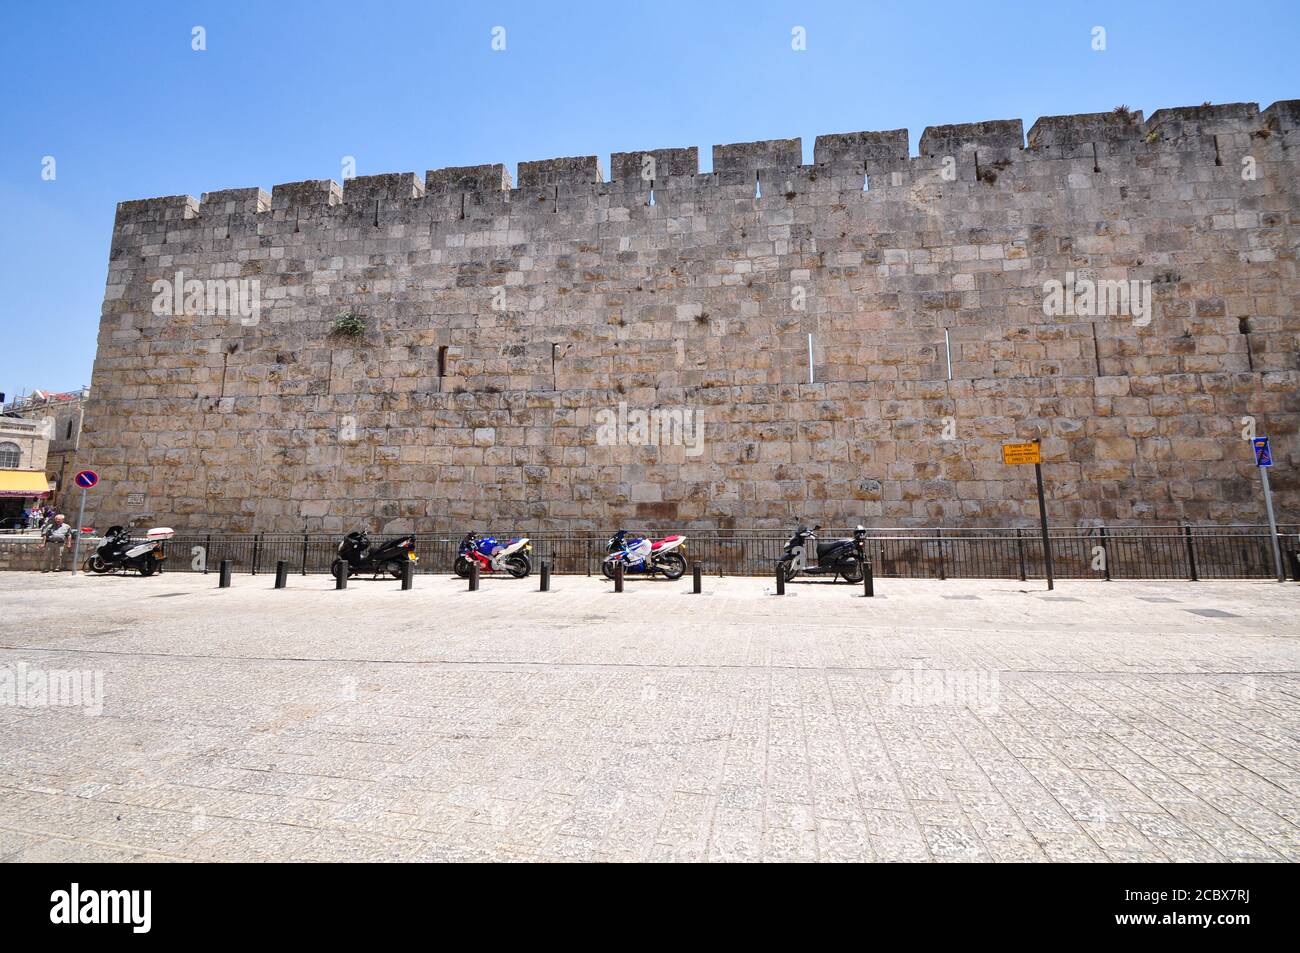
[602,530,688,580]
[454,532,532,578]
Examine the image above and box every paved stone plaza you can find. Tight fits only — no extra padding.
[1,570,1296,862]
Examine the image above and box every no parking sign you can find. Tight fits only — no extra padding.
[69,470,98,575]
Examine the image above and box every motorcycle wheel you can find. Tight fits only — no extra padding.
[383,561,405,579]
[86,555,108,574]
[504,554,530,579]
[657,551,687,580]
[453,555,473,579]
[139,557,159,577]
[780,561,798,583]
[839,558,864,584]
[330,559,353,581]
[601,561,618,580]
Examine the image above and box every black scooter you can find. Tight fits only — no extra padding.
[330,530,418,580]
[777,524,868,583]
[83,525,168,576]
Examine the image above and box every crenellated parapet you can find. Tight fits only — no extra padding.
[341,172,424,203]
[1145,101,1259,140]
[919,119,1023,156]
[1027,110,1144,149]
[813,129,908,171]
[516,155,604,189]
[108,98,1295,233]
[1262,99,1300,131]
[712,138,802,186]
[608,147,699,184]
[425,163,511,195]
[270,178,341,210]
[199,187,269,216]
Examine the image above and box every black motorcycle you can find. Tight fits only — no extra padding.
[776,524,868,583]
[83,525,170,576]
[330,531,418,580]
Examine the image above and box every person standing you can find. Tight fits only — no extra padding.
[40,514,75,572]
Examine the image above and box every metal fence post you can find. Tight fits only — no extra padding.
[251,533,260,575]
[301,533,309,575]
[204,534,212,574]
[1016,529,1026,582]
[936,529,946,581]
[1099,525,1111,582]
[1183,522,1198,582]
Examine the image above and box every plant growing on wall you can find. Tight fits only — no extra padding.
[330,311,366,339]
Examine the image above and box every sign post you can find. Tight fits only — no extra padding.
[1252,437,1284,582]
[70,469,98,576]
[1003,440,1053,591]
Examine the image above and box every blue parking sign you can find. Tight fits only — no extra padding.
[1252,437,1273,467]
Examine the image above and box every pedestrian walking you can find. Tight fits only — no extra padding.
[40,514,75,572]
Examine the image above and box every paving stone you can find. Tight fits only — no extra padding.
[1,573,1296,862]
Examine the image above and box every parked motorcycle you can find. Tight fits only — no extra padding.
[777,525,868,583]
[331,530,418,580]
[454,533,532,579]
[602,530,688,580]
[83,525,174,576]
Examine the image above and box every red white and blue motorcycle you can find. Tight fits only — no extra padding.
[602,530,688,580]
[454,532,532,579]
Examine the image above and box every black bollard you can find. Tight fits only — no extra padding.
[1287,549,1300,583]
[401,559,413,591]
[274,560,288,589]
[614,561,624,593]
[218,560,232,588]
[775,563,785,595]
[336,560,348,590]
[692,563,702,594]
[863,560,874,598]
[469,561,479,591]
[540,562,550,592]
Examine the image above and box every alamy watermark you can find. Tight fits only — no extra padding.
[1,662,104,716]
[888,663,1000,713]
[152,269,260,325]
[1042,271,1151,327]
[594,401,704,456]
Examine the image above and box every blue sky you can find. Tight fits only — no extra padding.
[1,0,1296,397]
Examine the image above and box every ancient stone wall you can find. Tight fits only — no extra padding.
[82,100,1299,533]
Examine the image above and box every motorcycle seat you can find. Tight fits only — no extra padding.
[650,535,683,550]
[816,541,847,559]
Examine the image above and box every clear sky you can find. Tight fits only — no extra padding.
[1,0,1296,398]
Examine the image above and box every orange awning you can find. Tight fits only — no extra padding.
[0,470,53,498]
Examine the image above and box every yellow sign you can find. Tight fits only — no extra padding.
[1002,442,1041,465]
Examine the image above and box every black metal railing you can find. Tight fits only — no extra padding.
[136,523,1300,581]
